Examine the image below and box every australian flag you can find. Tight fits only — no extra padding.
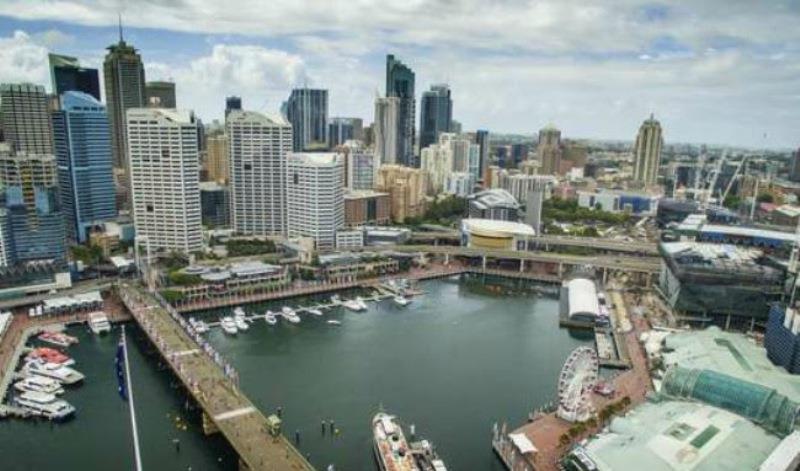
[115,337,128,401]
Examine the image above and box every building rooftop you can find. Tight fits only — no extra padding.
[127,107,194,123]
[345,190,389,200]
[461,218,536,237]
[288,152,342,167]
[468,189,520,210]
[226,109,289,127]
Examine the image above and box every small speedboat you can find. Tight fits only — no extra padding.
[326,320,342,326]
[307,308,323,317]
[26,348,74,367]
[234,316,249,331]
[330,295,341,305]
[393,295,411,307]
[220,317,238,335]
[233,307,246,318]
[355,297,368,310]
[281,307,300,324]
[264,311,278,326]
[343,299,365,312]
[38,332,78,348]
[189,317,209,333]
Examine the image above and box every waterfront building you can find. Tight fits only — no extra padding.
[537,124,561,175]
[790,147,800,183]
[363,226,411,246]
[329,117,363,148]
[284,88,328,151]
[460,218,535,251]
[563,277,600,325]
[385,55,416,167]
[0,83,53,154]
[445,172,475,197]
[126,108,202,253]
[286,152,345,250]
[168,261,290,303]
[374,96,400,165]
[335,230,365,250]
[340,140,377,190]
[205,134,229,183]
[226,110,292,236]
[103,34,146,171]
[376,164,427,223]
[633,114,664,186]
[344,190,391,228]
[200,181,230,227]
[145,81,176,108]
[48,53,100,100]
[225,96,242,118]
[52,91,116,243]
[419,84,452,151]
[467,189,520,221]
[318,251,399,283]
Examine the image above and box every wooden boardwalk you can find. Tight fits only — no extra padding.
[118,284,314,471]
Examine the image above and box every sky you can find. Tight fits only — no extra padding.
[0,0,798,150]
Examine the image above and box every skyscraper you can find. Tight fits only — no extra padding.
[225,96,242,118]
[52,91,116,243]
[376,164,427,223]
[103,34,146,171]
[0,83,54,154]
[226,110,293,236]
[374,96,400,164]
[329,117,364,148]
[386,55,416,167]
[286,152,345,250]
[633,114,664,186]
[126,108,201,253]
[341,141,377,191]
[419,84,452,151]
[537,125,562,175]
[475,130,490,181]
[48,53,100,101]
[145,81,176,108]
[791,147,800,183]
[284,88,328,151]
[205,134,229,183]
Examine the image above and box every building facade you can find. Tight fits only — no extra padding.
[341,141,377,190]
[103,37,146,170]
[475,129,490,181]
[537,125,562,175]
[52,91,116,243]
[419,84,452,151]
[200,181,230,227]
[374,96,400,165]
[0,83,54,155]
[126,108,202,253]
[328,117,363,148]
[48,53,100,101]
[286,153,345,250]
[226,110,292,236]
[376,164,427,223]
[633,114,664,186]
[145,81,176,108]
[386,55,416,167]
[284,88,328,151]
[205,133,229,183]
[344,190,391,227]
[225,96,242,118]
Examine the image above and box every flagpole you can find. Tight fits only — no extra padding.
[121,325,144,471]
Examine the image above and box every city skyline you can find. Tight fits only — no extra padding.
[0,2,797,149]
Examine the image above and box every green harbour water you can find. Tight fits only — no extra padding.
[0,275,591,470]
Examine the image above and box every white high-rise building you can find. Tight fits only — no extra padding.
[633,114,663,186]
[374,96,399,165]
[226,110,292,235]
[126,108,202,253]
[420,133,479,195]
[287,152,345,250]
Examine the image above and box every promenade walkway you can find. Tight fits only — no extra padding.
[119,284,314,471]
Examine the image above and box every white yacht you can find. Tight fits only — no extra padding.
[234,316,249,331]
[344,298,366,312]
[281,307,301,324]
[373,412,417,471]
[14,376,64,395]
[330,295,341,305]
[87,312,111,335]
[307,308,323,317]
[264,311,278,326]
[23,360,84,385]
[393,296,411,307]
[220,317,238,335]
[189,317,209,333]
[233,306,246,317]
[15,391,75,421]
[327,320,342,326]
[356,297,369,310]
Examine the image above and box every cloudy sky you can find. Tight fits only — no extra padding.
[0,0,798,149]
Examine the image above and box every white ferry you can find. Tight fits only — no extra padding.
[264,311,278,326]
[14,376,65,395]
[87,312,111,335]
[23,360,84,385]
[15,391,75,421]
[220,317,238,335]
[281,307,300,324]
[373,412,417,471]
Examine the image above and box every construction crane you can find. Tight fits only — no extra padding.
[703,150,728,209]
[720,157,748,205]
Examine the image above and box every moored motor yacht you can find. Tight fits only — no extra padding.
[26,347,74,366]
[87,312,111,335]
[234,316,249,331]
[38,331,78,348]
[220,317,238,335]
[281,307,300,324]
[307,308,323,317]
[343,299,365,312]
[373,412,417,471]
[355,297,368,310]
[15,391,75,421]
[233,306,246,317]
[14,375,65,395]
[264,311,278,326]
[22,360,84,385]
[393,296,411,307]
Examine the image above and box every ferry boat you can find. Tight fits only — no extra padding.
[14,376,65,395]
[343,299,365,312]
[220,317,238,335]
[15,391,75,421]
[307,308,323,317]
[373,412,417,471]
[264,311,278,326]
[87,312,111,335]
[393,296,411,307]
[281,307,300,324]
[38,331,78,348]
[26,348,74,366]
[22,360,84,385]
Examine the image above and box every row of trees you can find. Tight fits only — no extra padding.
[543,198,630,225]
[557,396,632,447]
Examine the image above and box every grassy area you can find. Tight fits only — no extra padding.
[225,239,277,257]
[543,198,630,225]
[404,195,467,227]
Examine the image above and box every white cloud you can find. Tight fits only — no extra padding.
[0,31,50,87]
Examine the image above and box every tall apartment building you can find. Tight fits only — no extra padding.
[376,164,427,223]
[103,36,146,170]
[475,129,490,181]
[205,134,229,183]
[52,91,116,243]
[286,153,345,250]
[0,83,54,154]
[225,96,242,118]
[48,53,100,100]
[386,55,416,167]
[419,84,452,151]
[791,147,800,183]
[226,111,292,235]
[374,96,400,165]
[537,124,562,175]
[329,117,363,148]
[283,88,328,151]
[420,133,478,195]
[126,108,202,253]
[341,141,377,191]
[145,81,176,108]
[633,114,664,186]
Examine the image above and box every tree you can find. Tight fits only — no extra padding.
[757,192,774,204]
[723,195,741,210]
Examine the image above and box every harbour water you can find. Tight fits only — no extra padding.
[0,275,591,470]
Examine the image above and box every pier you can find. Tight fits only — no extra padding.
[118,283,315,471]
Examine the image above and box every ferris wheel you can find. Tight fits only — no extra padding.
[556,346,600,423]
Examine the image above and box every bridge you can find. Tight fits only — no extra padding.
[118,283,315,471]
